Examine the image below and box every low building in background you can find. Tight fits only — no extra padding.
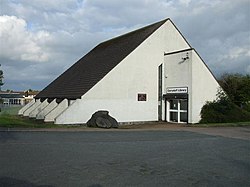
[0,91,24,106]
[0,90,39,106]
[23,90,40,105]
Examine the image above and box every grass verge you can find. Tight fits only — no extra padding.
[0,114,61,128]
[0,106,67,128]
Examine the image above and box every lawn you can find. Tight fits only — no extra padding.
[0,106,61,128]
[0,106,22,116]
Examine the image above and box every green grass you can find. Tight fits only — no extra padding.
[0,114,59,128]
[0,106,64,128]
[0,114,86,128]
[0,106,22,116]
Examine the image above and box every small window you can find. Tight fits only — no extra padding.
[138,94,147,101]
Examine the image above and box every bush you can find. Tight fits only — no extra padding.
[200,92,250,123]
[218,73,250,112]
[244,103,250,112]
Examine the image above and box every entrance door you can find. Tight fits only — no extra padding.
[169,99,188,123]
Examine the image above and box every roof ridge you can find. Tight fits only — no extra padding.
[98,18,169,46]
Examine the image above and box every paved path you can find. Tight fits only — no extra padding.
[1,125,249,140]
[0,129,249,187]
[184,127,250,140]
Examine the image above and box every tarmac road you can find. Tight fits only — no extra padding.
[0,129,249,187]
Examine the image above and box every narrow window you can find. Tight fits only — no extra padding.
[158,64,163,120]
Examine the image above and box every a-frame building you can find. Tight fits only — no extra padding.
[19,18,221,124]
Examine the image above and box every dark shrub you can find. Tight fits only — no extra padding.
[200,92,250,123]
[218,73,250,112]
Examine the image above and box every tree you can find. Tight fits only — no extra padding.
[218,73,250,111]
[0,64,4,91]
[200,73,250,123]
[200,88,250,123]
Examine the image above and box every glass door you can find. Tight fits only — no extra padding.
[169,99,178,122]
[179,99,188,122]
[168,99,187,123]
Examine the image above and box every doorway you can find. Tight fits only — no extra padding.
[168,99,188,123]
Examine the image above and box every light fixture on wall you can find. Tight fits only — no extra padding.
[182,52,189,61]
[179,52,189,64]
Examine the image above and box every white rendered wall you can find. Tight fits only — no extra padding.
[55,20,191,124]
[29,99,49,118]
[190,50,220,123]
[23,100,41,117]
[164,50,192,122]
[164,49,220,123]
[45,99,68,123]
[18,99,35,115]
[36,99,58,120]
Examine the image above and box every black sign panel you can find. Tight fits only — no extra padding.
[138,94,147,101]
[163,93,188,99]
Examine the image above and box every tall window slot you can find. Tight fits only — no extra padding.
[158,64,163,120]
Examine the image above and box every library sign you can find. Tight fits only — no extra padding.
[166,87,188,94]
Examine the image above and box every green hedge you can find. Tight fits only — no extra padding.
[200,97,250,123]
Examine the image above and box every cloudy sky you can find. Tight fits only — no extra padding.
[0,0,249,91]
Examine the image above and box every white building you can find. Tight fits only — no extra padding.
[0,92,25,106]
[0,90,39,106]
[19,18,221,124]
[23,90,40,105]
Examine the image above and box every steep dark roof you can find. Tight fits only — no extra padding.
[35,19,168,100]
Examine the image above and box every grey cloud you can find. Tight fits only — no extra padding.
[0,0,249,91]
[1,58,66,91]
[174,0,250,76]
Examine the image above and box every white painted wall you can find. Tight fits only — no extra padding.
[45,99,68,123]
[23,100,41,117]
[55,20,191,124]
[164,49,220,123]
[190,50,220,123]
[29,99,49,118]
[18,99,35,115]
[36,99,58,120]
[164,49,192,122]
